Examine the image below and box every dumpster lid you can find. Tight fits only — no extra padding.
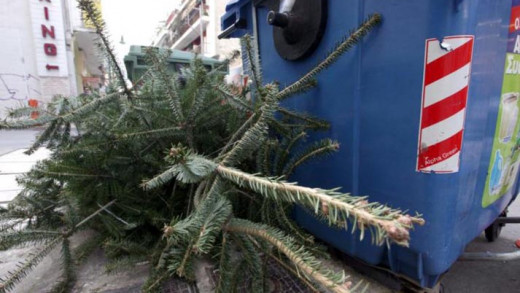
[219,0,251,39]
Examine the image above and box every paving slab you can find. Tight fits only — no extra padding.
[0,162,38,174]
[0,129,40,155]
[0,144,50,204]
[0,174,19,191]
[0,148,51,163]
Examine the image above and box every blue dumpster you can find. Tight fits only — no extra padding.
[221,0,520,288]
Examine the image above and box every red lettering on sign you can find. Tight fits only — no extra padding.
[39,0,60,73]
[509,6,520,33]
[417,130,463,169]
[44,43,57,56]
[41,25,55,39]
[46,64,59,70]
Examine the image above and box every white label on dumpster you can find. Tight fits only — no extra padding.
[417,36,474,174]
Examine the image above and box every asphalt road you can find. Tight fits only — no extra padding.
[442,198,520,293]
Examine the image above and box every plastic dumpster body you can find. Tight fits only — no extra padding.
[221,0,520,288]
[123,45,223,83]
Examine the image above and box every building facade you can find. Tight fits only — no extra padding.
[0,0,104,118]
[152,0,239,61]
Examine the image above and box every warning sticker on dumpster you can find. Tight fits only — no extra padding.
[417,36,474,173]
[482,0,520,207]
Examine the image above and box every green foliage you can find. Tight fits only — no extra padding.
[226,218,347,291]
[0,3,423,293]
[277,14,382,99]
[0,230,59,250]
[0,237,61,292]
[49,238,75,293]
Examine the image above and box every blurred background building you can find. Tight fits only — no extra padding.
[151,0,242,81]
[0,0,104,118]
[152,0,239,59]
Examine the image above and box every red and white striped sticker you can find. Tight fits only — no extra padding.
[417,36,474,173]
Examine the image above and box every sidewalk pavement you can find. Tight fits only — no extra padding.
[0,129,49,208]
[0,129,519,292]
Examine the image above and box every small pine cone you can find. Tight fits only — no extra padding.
[397,215,412,226]
[169,148,179,157]
[163,225,174,237]
[386,225,409,243]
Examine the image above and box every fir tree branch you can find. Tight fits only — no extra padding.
[229,259,249,293]
[0,230,60,250]
[277,78,317,101]
[142,155,217,190]
[142,270,169,293]
[274,130,307,175]
[215,164,424,246]
[216,85,253,112]
[129,105,178,124]
[73,234,104,265]
[49,238,75,293]
[158,196,232,280]
[190,197,232,255]
[217,112,257,160]
[273,202,315,245]
[0,237,61,292]
[267,251,321,293]
[220,85,279,167]
[232,234,265,293]
[33,170,112,179]
[241,35,262,90]
[0,219,25,234]
[77,0,134,100]
[2,92,123,131]
[163,196,232,255]
[209,49,241,75]
[249,236,321,293]
[278,107,330,130]
[277,14,381,99]
[6,106,42,119]
[24,120,60,155]
[186,60,210,126]
[176,240,196,278]
[115,126,183,140]
[60,92,122,122]
[214,233,233,293]
[206,88,278,200]
[144,47,185,122]
[0,115,55,130]
[74,199,117,229]
[104,255,148,274]
[226,218,350,293]
[283,139,340,176]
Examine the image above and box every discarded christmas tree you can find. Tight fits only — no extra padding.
[0,1,423,292]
